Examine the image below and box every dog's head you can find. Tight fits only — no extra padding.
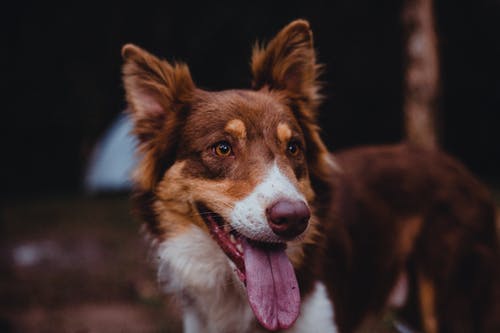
[122,20,334,331]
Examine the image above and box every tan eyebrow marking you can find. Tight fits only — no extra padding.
[277,122,292,143]
[225,119,247,140]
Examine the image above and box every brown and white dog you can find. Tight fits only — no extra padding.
[122,20,500,332]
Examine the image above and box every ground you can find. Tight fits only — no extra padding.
[0,194,181,333]
[1,191,499,332]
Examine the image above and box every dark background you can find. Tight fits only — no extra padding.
[4,0,500,197]
[2,2,500,331]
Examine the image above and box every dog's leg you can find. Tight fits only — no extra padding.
[417,272,438,333]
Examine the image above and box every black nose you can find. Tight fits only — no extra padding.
[266,200,310,239]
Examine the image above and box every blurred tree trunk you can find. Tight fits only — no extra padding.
[402,0,440,150]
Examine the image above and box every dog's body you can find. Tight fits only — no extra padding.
[122,20,500,332]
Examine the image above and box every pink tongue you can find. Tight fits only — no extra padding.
[243,240,300,331]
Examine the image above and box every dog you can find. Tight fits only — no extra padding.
[121,20,500,332]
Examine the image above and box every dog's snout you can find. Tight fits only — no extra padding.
[266,200,310,239]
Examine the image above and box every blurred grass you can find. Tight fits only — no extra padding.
[0,194,181,333]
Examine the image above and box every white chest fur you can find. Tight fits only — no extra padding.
[286,282,338,333]
[156,226,337,333]
[157,226,255,333]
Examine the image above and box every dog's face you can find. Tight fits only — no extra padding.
[173,89,314,242]
[122,20,334,331]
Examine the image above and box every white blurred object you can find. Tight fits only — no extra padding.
[84,113,137,193]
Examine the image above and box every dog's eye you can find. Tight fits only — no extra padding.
[213,141,233,157]
[287,141,301,156]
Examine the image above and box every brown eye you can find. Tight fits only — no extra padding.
[214,141,233,157]
[287,141,300,156]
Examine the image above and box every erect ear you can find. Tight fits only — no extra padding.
[122,44,195,190]
[251,19,322,110]
[253,21,337,197]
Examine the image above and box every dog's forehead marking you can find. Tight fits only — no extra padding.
[225,119,247,140]
[277,122,292,143]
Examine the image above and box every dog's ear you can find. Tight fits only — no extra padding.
[252,21,337,197]
[122,44,195,190]
[251,20,321,110]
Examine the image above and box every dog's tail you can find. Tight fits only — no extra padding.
[402,0,440,150]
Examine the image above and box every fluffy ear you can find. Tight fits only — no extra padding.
[253,21,337,196]
[122,44,195,190]
[251,20,322,110]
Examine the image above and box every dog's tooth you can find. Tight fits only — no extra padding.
[236,243,243,253]
[230,234,236,244]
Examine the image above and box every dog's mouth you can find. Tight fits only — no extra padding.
[196,203,300,331]
[196,203,246,281]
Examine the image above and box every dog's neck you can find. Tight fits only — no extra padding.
[155,223,339,333]
[156,225,257,332]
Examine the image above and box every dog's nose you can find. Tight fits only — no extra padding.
[266,200,310,239]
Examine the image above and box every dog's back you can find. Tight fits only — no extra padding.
[317,144,500,332]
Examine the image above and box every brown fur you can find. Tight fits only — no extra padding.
[322,144,500,332]
[418,271,438,333]
[123,20,500,332]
